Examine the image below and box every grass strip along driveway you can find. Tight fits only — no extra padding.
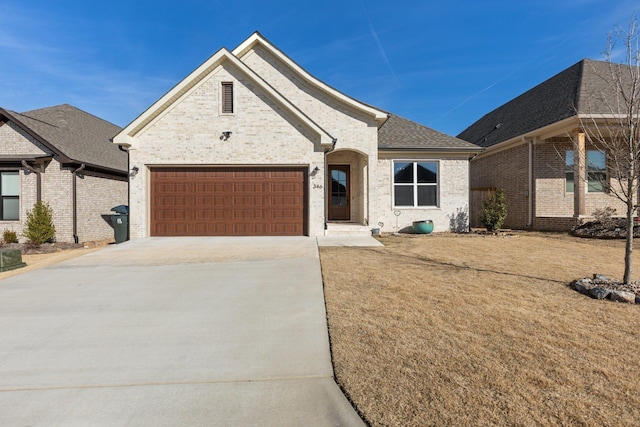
[320,232,640,426]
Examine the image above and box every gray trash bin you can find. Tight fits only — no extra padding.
[109,205,129,243]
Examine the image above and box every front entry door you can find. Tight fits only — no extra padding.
[329,165,350,221]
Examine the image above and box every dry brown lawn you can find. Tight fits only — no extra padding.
[320,232,640,427]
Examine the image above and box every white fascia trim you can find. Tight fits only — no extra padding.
[378,148,483,157]
[113,47,335,147]
[233,32,388,123]
[472,116,579,160]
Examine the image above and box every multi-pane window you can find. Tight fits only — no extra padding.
[565,150,606,193]
[1,171,19,220]
[393,161,438,207]
[221,82,234,114]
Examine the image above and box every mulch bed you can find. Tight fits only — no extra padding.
[571,218,640,239]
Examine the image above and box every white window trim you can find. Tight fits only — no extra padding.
[0,170,20,221]
[392,160,440,209]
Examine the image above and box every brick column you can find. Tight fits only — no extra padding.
[573,131,586,217]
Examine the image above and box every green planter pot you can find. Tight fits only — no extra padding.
[412,220,434,234]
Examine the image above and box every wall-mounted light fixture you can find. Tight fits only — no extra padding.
[310,166,320,177]
[220,131,232,141]
[130,166,139,177]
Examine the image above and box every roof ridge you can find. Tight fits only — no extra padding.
[574,59,587,113]
[12,110,60,129]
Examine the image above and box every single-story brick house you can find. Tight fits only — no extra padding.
[113,32,481,238]
[0,104,128,242]
[458,59,632,231]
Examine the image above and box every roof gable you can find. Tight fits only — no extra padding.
[576,59,636,114]
[1,104,126,172]
[457,60,584,148]
[457,58,639,149]
[232,32,388,124]
[113,47,335,147]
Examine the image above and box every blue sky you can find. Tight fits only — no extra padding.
[0,0,636,136]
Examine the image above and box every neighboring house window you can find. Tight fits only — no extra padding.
[1,171,19,220]
[221,82,234,114]
[393,161,438,207]
[565,150,607,193]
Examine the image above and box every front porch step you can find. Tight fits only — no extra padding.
[325,223,373,236]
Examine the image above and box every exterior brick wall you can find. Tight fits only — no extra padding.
[536,141,627,218]
[130,62,327,237]
[0,120,127,243]
[241,45,382,228]
[471,140,629,232]
[126,45,474,238]
[533,217,579,231]
[471,144,529,229]
[41,163,74,242]
[0,122,52,241]
[376,153,471,233]
[77,172,128,242]
[0,121,50,155]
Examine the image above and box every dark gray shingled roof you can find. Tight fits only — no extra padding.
[457,59,628,148]
[2,104,126,173]
[378,114,482,151]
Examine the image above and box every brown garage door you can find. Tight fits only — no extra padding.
[150,167,307,236]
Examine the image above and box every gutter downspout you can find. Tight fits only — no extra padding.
[21,160,41,202]
[468,153,479,231]
[119,144,130,240]
[527,139,534,227]
[72,164,86,244]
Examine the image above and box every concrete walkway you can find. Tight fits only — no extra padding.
[0,237,364,426]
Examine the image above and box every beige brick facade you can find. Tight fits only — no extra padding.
[0,120,127,243]
[471,144,529,229]
[377,153,471,233]
[77,172,128,242]
[117,34,476,237]
[471,139,629,231]
[129,62,327,238]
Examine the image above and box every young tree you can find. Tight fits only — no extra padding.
[580,17,640,284]
[480,189,507,232]
[23,201,56,246]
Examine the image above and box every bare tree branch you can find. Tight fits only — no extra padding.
[578,16,640,284]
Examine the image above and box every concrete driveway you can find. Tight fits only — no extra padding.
[0,237,364,426]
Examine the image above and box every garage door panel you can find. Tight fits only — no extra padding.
[150,167,306,236]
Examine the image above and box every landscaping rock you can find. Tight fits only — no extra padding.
[570,276,639,304]
[609,290,636,304]
[572,218,640,239]
[571,279,594,295]
[589,287,611,300]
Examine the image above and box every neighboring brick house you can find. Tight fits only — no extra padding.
[0,104,128,243]
[113,32,481,238]
[458,59,632,231]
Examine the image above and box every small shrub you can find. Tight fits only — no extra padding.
[23,201,56,246]
[593,207,616,222]
[2,229,18,244]
[480,189,508,232]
